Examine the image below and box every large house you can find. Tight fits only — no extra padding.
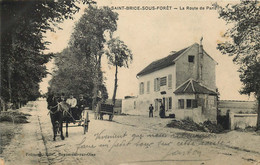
[122,40,218,123]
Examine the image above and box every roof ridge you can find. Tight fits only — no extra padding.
[172,43,198,62]
[196,81,217,93]
[175,78,193,91]
[174,78,217,95]
[137,43,195,77]
[183,80,192,92]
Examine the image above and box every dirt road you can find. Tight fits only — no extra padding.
[1,100,259,165]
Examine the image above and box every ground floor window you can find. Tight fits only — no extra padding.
[178,99,184,109]
[186,99,198,109]
[168,97,172,110]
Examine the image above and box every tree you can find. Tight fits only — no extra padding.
[215,0,260,130]
[69,6,118,109]
[49,47,108,108]
[106,37,133,105]
[49,48,94,97]
[0,0,94,109]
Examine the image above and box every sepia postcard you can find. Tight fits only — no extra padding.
[0,0,259,165]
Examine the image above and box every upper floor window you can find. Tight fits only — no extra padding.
[188,55,195,63]
[147,81,150,93]
[168,74,172,88]
[160,77,167,86]
[139,82,144,95]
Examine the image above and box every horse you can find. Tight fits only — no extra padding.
[57,101,74,138]
[47,94,65,141]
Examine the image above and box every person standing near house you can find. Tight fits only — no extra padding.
[66,94,78,120]
[149,104,154,118]
[159,103,165,118]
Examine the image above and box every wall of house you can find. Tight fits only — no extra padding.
[136,65,176,114]
[175,43,216,90]
[229,113,258,130]
[198,94,217,123]
[200,51,217,90]
[175,44,199,88]
[174,94,203,123]
[122,97,136,114]
[173,94,217,123]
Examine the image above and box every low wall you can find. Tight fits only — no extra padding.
[219,100,257,115]
[174,107,205,123]
[229,113,257,130]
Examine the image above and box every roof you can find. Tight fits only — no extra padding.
[174,79,217,95]
[136,43,218,77]
[136,45,191,76]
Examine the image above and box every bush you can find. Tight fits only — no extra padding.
[0,111,29,123]
[167,119,224,133]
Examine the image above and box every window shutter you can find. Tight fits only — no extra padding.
[168,74,172,88]
[139,83,142,94]
[142,83,144,94]
[154,78,156,91]
[147,81,150,93]
[157,78,160,91]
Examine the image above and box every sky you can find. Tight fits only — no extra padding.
[40,0,255,101]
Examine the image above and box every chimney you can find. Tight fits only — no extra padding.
[170,51,177,55]
[197,37,203,82]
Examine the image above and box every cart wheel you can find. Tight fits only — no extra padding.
[109,115,114,121]
[83,112,89,134]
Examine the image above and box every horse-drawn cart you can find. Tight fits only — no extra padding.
[97,104,114,121]
[63,108,90,134]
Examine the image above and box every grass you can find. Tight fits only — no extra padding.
[0,111,30,124]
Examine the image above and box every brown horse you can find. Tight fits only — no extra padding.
[47,94,65,141]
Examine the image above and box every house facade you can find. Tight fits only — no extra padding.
[122,41,218,123]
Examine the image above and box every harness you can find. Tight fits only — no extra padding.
[48,102,76,121]
[48,104,59,115]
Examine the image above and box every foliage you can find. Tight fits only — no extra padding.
[0,0,94,108]
[69,6,118,108]
[69,6,118,58]
[48,47,108,105]
[105,37,133,104]
[49,48,94,97]
[215,0,260,130]
[106,38,133,68]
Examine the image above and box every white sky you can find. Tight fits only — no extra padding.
[40,0,255,101]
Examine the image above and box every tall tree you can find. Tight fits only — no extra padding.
[0,0,94,109]
[49,47,94,97]
[215,0,260,130]
[69,6,118,109]
[49,47,108,107]
[106,38,133,105]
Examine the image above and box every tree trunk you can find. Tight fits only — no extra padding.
[112,64,118,105]
[91,54,102,110]
[91,66,98,110]
[256,97,260,131]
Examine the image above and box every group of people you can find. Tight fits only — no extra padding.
[52,93,87,120]
[148,103,166,118]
